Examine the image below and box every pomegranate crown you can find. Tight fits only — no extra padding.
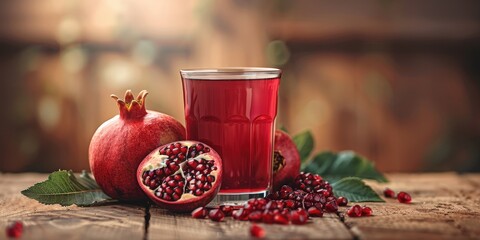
[111,90,148,119]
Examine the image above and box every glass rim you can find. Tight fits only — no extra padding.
[180,67,281,80]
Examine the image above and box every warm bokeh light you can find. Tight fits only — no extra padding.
[0,0,479,173]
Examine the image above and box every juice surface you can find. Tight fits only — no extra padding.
[182,78,280,193]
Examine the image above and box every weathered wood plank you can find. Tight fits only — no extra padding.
[0,173,145,240]
[345,173,480,240]
[2,173,480,240]
[1,173,353,240]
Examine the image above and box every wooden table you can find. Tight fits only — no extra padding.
[1,173,479,239]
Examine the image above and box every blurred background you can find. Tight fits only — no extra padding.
[0,0,479,173]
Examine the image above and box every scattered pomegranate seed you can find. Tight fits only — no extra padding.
[325,200,338,212]
[347,205,363,217]
[191,207,208,219]
[307,207,323,217]
[361,206,373,216]
[188,173,375,224]
[397,191,412,204]
[6,221,23,238]
[336,196,348,206]
[290,209,308,225]
[232,208,249,221]
[220,205,234,216]
[273,214,290,225]
[208,209,225,222]
[248,211,263,222]
[261,211,275,224]
[383,188,396,198]
[250,224,265,238]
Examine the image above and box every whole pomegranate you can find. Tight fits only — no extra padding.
[89,90,186,201]
[272,130,301,191]
[137,141,223,212]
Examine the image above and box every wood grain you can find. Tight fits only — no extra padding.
[347,173,480,239]
[1,172,479,239]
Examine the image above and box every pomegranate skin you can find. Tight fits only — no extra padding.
[272,130,301,191]
[137,140,223,212]
[89,90,186,202]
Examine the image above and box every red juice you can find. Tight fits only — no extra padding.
[181,70,280,195]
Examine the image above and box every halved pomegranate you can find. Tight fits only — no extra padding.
[137,141,222,212]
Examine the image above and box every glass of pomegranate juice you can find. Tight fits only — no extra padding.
[180,68,281,205]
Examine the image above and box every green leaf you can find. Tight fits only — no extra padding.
[302,150,388,183]
[332,177,384,202]
[293,130,314,163]
[21,170,112,206]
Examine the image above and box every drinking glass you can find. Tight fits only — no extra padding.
[180,68,281,205]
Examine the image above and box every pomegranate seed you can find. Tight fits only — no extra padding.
[273,214,289,225]
[265,201,277,210]
[261,211,275,224]
[181,146,188,153]
[362,206,373,216]
[384,188,396,198]
[172,148,180,155]
[325,200,338,212]
[187,159,198,169]
[290,209,308,225]
[233,208,250,221]
[347,205,363,217]
[244,203,255,211]
[397,191,412,203]
[284,200,295,209]
[191,207,208,218]
[208,209,225,222]
[336,197,348,206]
[307,207,323,217]
[248,211,263,222]
[250,224,265,238]
[220,205,234,216]
[6,221,23,238]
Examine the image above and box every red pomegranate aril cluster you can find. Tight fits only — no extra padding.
[159,142,188,161]
[190,172,352,225]
[185,160,217,196]
[154,174,185,201]
[140,142,218,202]
[294,172,332,195]
[6,221,23,238]
[347,205,373,217]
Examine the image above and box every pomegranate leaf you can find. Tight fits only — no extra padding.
[21,170,112,206]
[293,130,314,163]
[332,177,384,202]
[302,151,388,183]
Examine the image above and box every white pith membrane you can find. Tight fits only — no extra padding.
[141,142,218,202]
